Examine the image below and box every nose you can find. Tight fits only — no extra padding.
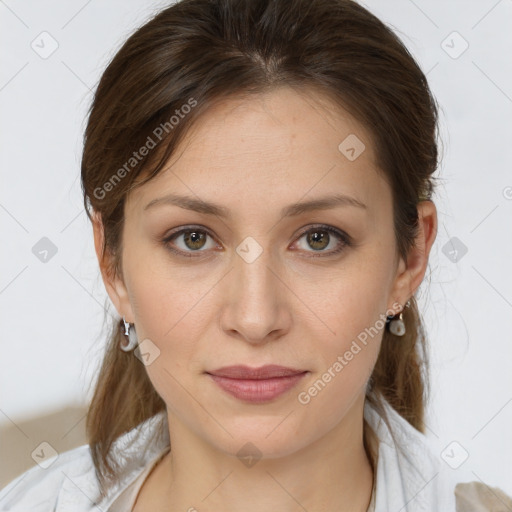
[218,246,292,345]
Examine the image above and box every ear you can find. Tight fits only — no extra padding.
[92,211,135,323]
[388,200,438,311]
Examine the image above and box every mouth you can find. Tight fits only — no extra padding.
[205,365,309,403]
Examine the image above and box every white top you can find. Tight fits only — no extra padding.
[0,395,481,511]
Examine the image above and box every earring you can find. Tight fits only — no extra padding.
[386,299,410,337]
[389,312,405,336]
[120,316,139,351]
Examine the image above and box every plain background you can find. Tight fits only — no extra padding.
[1,0,511,495]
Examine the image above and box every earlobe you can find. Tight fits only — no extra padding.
[91,212,134,322]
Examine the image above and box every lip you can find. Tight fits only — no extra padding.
[207,364,306,379]
[206,365,308,403]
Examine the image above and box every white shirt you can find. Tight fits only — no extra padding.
[0,396,482,511]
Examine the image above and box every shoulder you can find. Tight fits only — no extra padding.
[0,411,170,512]
[0,444,95,512]
[455,481,512,512]
[365,397,512,511]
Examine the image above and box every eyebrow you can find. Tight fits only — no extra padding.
[143,192,367,218]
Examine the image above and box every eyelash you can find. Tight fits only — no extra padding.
[161,224,352,259]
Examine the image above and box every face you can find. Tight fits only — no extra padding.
[100,86,414,459]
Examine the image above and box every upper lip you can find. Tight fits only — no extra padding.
[207,365,307,380]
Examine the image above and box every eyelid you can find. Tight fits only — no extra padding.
[162,223,351,258]
[292,224,351,257]
[162,225,220,257]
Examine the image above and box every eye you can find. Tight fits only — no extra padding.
[162,226,218,257]
[162,224,351,258]
[292,224,351,258]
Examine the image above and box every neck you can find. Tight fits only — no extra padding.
[147,397,376,512]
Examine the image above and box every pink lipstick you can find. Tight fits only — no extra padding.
[206,365,308,403]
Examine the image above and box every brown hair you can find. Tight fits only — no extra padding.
[81,0,441,497]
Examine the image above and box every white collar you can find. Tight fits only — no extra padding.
[366,396,457,511]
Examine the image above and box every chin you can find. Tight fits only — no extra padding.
[204,418,311,460]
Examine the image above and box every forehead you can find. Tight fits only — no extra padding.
[169,86,377,169]
[128,87,390,222]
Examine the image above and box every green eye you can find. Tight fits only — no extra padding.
[162,224,352,258]
[292,225,351,258]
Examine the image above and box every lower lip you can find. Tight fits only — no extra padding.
[207,372,308,403]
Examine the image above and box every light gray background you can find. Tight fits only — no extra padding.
[1,0,511,495]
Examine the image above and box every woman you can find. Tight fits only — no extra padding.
[1,0,510,510]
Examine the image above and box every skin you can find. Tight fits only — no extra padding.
[93,86,437,512]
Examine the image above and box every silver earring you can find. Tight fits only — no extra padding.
[121,316,138,351]
[387,299,410,337]
[389,312,405,336]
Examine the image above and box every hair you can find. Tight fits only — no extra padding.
[81,0,441,498]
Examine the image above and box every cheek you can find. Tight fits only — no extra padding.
[125,244,216,342]
[122,251,214,392]
[292,252,390,406]
[295,302,384,427]
[303,259,391,354]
